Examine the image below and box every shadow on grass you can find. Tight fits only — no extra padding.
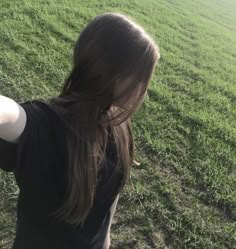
[111,240,138,249]
[112,172,180,248]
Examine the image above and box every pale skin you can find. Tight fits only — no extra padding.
[0,95,119,248]
[0,95,26,143]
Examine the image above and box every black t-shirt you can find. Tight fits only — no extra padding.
[0,100,123,249]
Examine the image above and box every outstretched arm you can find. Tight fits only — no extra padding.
[0,95,26,143]
[103,194,120,249]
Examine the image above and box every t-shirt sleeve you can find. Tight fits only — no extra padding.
[0,138,18,172]
[0,100,45,173]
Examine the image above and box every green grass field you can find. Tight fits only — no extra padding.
[0,0,236,248]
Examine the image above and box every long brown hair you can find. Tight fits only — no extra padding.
[48,12,160,226]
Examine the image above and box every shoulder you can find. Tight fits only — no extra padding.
[0,98,58,144]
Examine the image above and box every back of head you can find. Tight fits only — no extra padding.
[58,12,160,124]
[49,13,160,226]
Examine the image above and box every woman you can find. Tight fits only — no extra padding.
[0,12,160,249]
